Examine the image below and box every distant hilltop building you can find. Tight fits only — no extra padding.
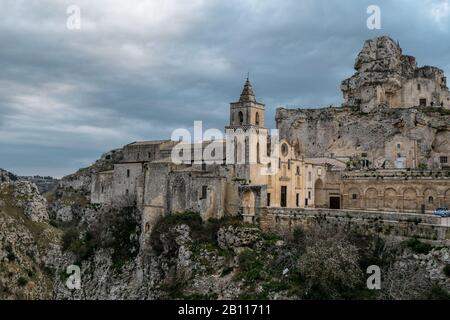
[90,36,450,236]
[341,36,450,112]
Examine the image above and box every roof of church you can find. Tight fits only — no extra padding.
[127,139,171,146]
[239,78,256,103]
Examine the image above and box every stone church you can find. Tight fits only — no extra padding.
[91,36,450,235]
[91,78,331,233]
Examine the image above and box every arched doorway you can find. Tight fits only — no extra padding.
[171,177,186,213]
[445,189,450,208]
[347,187,361,209]
[365,188,378,210]
[384,188,398,211]
[423,189,438,211]
[403,188,418,212]
[242,190,255,215]
[314,179,326,208]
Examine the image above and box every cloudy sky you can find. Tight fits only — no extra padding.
[1,0,449,177]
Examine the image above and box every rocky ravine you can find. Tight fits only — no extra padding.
[1,167,450,300]
[0,177,59,299]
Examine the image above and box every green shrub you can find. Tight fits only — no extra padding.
[105,207,140,271]
[61,206,140,269]
[150,212,233,254]
[62,228,79,251]
[5,244,16,262]
[293,226,305,243]
[425,284,450,300]
[17,277,28,287]
[443,264,450,278]
[404,238,433,255]
[236,249,266,284]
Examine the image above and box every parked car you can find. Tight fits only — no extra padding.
[433,207,450,217]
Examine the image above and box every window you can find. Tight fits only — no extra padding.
[308,191,311,199]
[255,112,260,126]
[267,193,271,207]
[256,143,260,163]
[288,160,291,170]
[296,166,300,175]
[137,153,140,160]
[238,111,244,125]
[101,186,104,193]
[281,143,289,157]
[428,196,434,204]
[126,189,129,195]
[317,168,322,176]
[440,156,448,164]
[148,152,151,159]
[200,186,207,200]
[296,193,299,207]
[352,194,357,200]
[419,99,427,107]
[397,144,401,149]
[417,84,421,91]
[281,186,287,207]
[127,169,130,178]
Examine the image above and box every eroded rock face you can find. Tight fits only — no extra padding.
[276,106,450,169]
[341,36,450,112]
[14,181,49,222]
[217,225,260,252]
[0,181,49,222]
[0,168,18,183]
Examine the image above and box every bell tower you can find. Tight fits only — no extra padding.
[225,77,268,182]
[227,77,265,129]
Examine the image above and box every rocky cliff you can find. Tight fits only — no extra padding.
[341,36,450,112]
[276,106,450,169]
[0,171,59,299]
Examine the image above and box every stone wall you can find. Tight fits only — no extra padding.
[260,207,450,243]
[341,170,450,213]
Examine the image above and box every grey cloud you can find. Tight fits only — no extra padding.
[0,0,449,177]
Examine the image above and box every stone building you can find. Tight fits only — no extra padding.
[91,36,450,234]
[91,78,325,233]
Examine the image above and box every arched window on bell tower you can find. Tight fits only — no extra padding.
[238,111,244,125]
[255,112,260,126]
[256,143,260,163]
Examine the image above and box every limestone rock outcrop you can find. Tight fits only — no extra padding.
[276,105,450,169]
[0,168,18,183]
[217,225,260,252]
[341,36,450,112]
[0,180,49,222]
